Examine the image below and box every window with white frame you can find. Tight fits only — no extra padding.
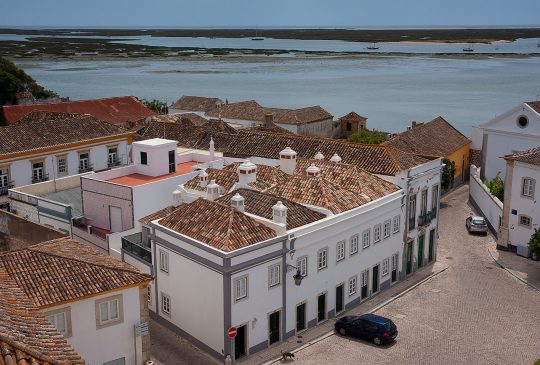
[350,234,359,255]
[317,248,328,270]
[383,220,391,239]
[373,224,382,243]
[98,298,120,325]
[268,264,281,288]
[522,178,535,198]
[234,276,248,301]
[362,229,371,249]
[336,240,345,262]
[519,215,532,228]
[296,256,308,277]
[161,292,171,314]
[348,276,357,296]
[57,156,67,175]
[382,258,390,276]
[47,310,68,336]
[159,249,169,273]
[392,215,400,234]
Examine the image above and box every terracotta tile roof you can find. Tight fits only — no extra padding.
[139,206,180,225]
[0,268,87,365]
[158,198,277,252]
[206,100,333,125]
[224,129,429,175]
[222,162,290,190]
[0,238,152,308]
[216,188,326,229]
[0,111,131,157]
[383,116,470,158]
[526,101,540,114]
[339,111,367,121]
[503,146,540,166]
[2,96,156,125]
[266,173,369,214]
[470,149,482,167]
[295,158,400,200]
[184,168,239,192]
[170,96,223,112]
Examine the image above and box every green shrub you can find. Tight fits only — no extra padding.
[347,129,387,144]
[528,228,540,259]
[441,159,456,190]
[484,173,504,201]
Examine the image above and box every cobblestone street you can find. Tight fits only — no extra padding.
[283,185,540,365]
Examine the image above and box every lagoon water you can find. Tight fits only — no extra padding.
[14,54,540,134]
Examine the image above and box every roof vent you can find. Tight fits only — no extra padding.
[279,147,297,175]
[206,179,220,200]
[237,159,257,187]
[199,169,209,188]
[314,151,324,160]
[330,153,342,163]
[272,201,287,226]
[231,193,245,212]
[306,163,321,177]
[172,184,187,206]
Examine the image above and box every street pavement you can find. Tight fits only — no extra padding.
[149,184,540,364]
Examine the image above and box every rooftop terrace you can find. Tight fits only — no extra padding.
[107,161,200,187]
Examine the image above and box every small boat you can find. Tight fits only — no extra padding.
[463,44,474,52]
[366,43,380,50]
[252,27,264,41]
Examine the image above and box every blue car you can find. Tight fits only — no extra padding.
[335,314,398,345]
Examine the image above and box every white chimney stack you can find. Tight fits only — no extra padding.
[199,169,209,188]
[206,179,220,200]
[272,201,287,227]
[330,153,342,163]
[306,163,321,177]
[314,151,324,160]
[172,184,187,207]
[237,159,257,187]
[209,137,215,161]
[231,193,245,212]
[279,147,297,175]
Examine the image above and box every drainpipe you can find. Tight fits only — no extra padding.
[402,170,412,279]
[282,235,296,342]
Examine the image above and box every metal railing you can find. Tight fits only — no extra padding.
[78,164,94,174]
[108,155,126,169]
[408,216,416,231]
[418,211,433,226]
[0,182,14,196]
[121,232,151,264]
[32,174,49,184]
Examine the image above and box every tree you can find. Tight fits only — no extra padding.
[484,173,504,201]
[142,99,168,114]
[441,158,456,190]
[347,129,387,144]
[528,228,540,259]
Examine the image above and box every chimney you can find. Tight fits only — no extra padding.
[199,169,209,188]
[330,153,342,163]
[314,151,324,160]
[209,137,215,161]
[264,113,274,128]
[237,159,257,187]
[306,163,320,177]
[206,180,220,200]
[279,147,297,175]
[172,184,187,207]
[272,201,287,227]
[231,193,245,212]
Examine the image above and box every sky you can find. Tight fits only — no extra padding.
[1,0,540,28]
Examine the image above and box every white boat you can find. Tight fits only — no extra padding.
[252,28,264,41]
[463,43,474,52]
[366,43,380,50]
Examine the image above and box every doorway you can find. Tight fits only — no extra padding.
[168,150,176,173]
[406,242,413,274]
[317,293,326,322]
[234,325,247,359]
[109,206,123,232]
[428,229,435,262]
[372,264,379,294]
[296,303,306,333]
[335,284,344,314]
[418,235,425,268]
[361,270,369,300]
[268,311,280,345]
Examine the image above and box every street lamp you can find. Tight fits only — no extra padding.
[287,264,303,286]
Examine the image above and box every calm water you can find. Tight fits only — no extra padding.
[13,55,540,134]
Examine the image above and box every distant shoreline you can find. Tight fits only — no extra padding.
[1,27,540,43]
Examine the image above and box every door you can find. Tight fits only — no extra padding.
[0,168,8,194]
[268,311,280,345]
[234,325,247,359]
[168,150,176,173]
[335,284,344,314]
[108,147,118,166]
[428,229,435,262]
[372,265,379,294]
[32,162,44,182]
[418,235,425,268]
[391,253,398,283]
[79,153,89,172]
[361,270,369,299]
[109,206,123,232]
[317,293,326,322]
[406,242,413,274]
[296,303,306,332]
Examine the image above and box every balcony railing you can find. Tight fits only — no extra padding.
[418,211,433,226]
[0,182,14,196]
[122,232,151,264]
[107,155,126,169]
[78,164,94,174]
[32,174,49,184]
[408,216,416,231]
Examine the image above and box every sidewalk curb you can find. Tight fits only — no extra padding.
[488,248,540,292]
[260,265,448,365]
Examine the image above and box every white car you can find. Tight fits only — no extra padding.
[466,216,488,235]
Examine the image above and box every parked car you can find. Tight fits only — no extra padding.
[334,314,398,345]
[466,216,488,235]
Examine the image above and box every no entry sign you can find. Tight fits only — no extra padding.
[227,327,237,338]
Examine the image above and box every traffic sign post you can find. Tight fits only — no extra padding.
[227,326,237,338]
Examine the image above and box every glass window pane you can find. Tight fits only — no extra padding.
[100,302,109,321]
[110,300,119,319]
